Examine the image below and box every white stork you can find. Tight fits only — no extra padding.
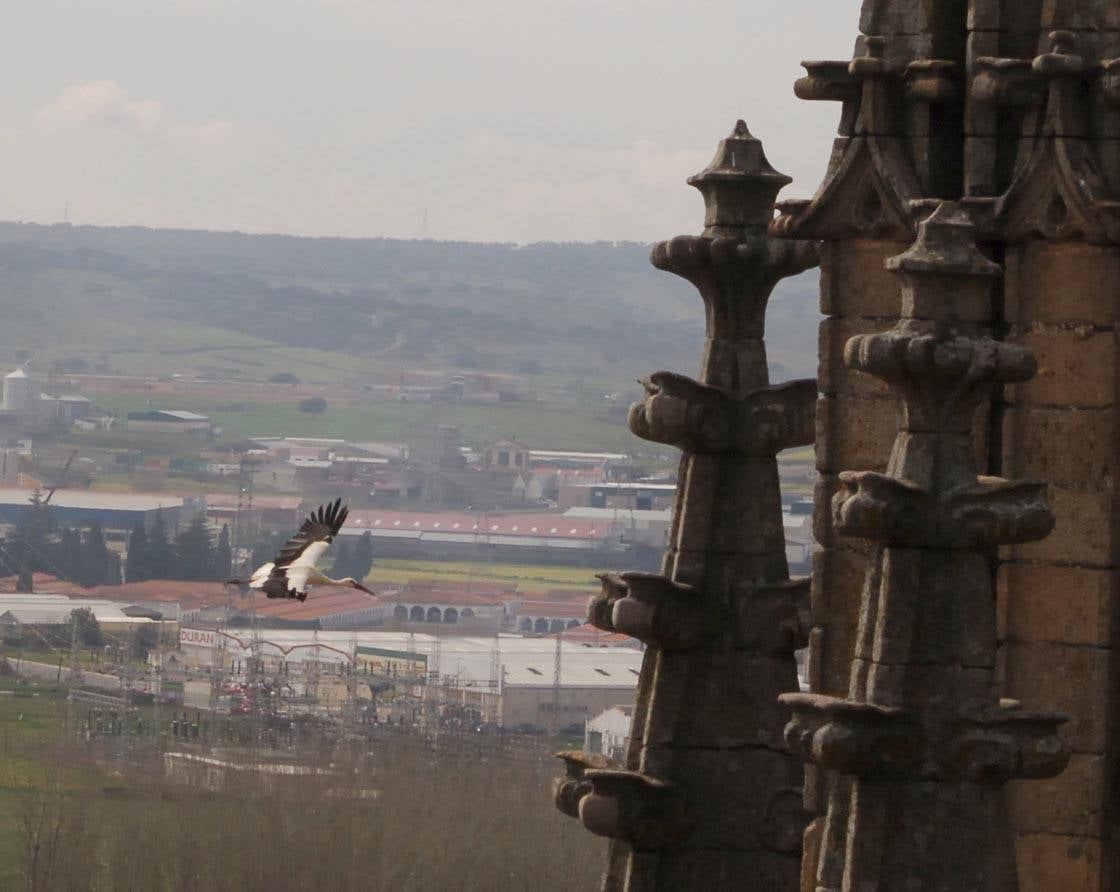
[232,498,374,602]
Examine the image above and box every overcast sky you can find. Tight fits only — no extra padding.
[3,0,861,243]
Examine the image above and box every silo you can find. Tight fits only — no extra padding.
[3,369,31,412]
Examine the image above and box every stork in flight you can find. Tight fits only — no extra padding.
[231,498,374,602]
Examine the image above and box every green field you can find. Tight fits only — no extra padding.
[366,559,600,592]
[80,392,641,453]
[0,677,74,887]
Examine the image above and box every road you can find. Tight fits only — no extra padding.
[11,658,123,692]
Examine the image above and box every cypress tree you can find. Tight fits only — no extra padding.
[7,489,52,579]
[125,522,150,582]
[56,527,83,582]
[174,514,215,581]
[79,523,112,587]
[214,524,233,580]
[348,531,374,582]
[146,511,175,579]
[331,540,353,578]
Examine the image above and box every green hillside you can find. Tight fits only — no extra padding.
[0,222,820,390]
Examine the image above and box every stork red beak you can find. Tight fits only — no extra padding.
[353,581,375,596]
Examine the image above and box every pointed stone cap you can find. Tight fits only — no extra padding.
[688,121,792,230]
[886,202,1001,278]
[886,202,1001,322]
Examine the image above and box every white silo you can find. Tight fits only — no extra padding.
[3,368,31,412]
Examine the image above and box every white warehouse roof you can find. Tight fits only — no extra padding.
[0,489,183,511]
[195,629,643,691]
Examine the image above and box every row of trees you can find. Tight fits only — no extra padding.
[331,531,374,581]
[1,491,122,588]
[68,606,159,658]
[125,513,232,583]
[1,493,373,589]
[0,491,234,588]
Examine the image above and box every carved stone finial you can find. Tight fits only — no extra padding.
[686,120,793,232]
[781,202,1067,890]
[553,124,818,891]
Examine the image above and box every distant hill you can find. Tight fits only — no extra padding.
[0,222,820,389]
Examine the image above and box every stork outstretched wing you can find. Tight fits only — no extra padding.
[254,498,350,600]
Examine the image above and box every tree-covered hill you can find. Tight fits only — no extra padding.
[0,222,819,388]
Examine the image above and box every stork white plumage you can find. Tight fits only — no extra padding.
[232,498,374,602]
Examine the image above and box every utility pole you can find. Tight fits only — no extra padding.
[551,631,562,735]
[65,610,82,735]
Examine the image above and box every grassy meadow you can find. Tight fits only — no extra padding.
[78,392,640,454]
[366,559,600,592]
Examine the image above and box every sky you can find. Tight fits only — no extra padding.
[2,0,862,244]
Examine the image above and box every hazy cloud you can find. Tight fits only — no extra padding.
[6,0,863,240]
[34,81,163,135]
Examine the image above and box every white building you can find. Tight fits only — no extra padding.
[2,368,32,412]
[585,704,633,761]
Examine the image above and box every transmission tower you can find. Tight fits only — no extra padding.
[305,628,321,715]
[344,628,359,737]
[210,585,235,712]
[248,591,267,735]
[551,632,562,735]
[488,637,502,726]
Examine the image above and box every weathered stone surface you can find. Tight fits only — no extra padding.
[639,746,806,852]
[813,475,875,553]
[819,241,911,317]
[815,394,896,474]
[818,317,893,399]
[997,562,1115,647]
[641,649,798,750]
[1002,641,1111,753]
[1015,832,1103,892]
[652,850,801,892]
[1005,327,1118,409]
[810,546,871,626]
[1007,754,1106,837]
[1005,244,1120,326]
[1005,487,1114,567]
[1001,407,1115,490]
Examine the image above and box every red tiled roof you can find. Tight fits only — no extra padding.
[388,589,506,607]
[0,574,244,610]
[519,588,596,602]
[251,590,383,621]
[403,579,517,596]
[0,573,86,596]
[204,494,303,510]
[78,580,237,607]
[345,510,616,541]
[560,623,641,648]
[519,600,589,619]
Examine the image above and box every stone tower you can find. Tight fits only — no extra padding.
[554,122,817,890]
[774,1,1120,888]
